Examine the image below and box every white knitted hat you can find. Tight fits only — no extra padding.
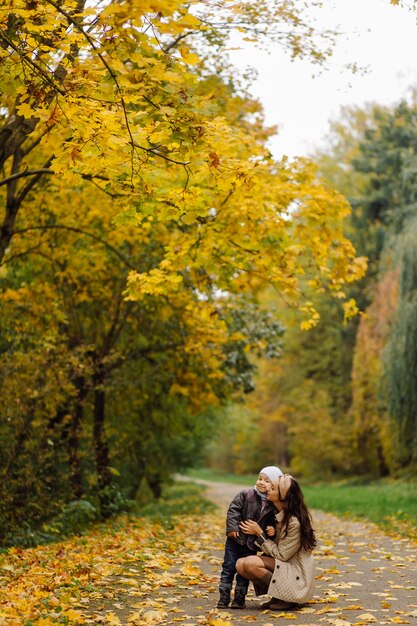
[259,466,283,482]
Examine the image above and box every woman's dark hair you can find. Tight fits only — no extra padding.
[281,478,317,551]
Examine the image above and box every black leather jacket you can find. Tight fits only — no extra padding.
[226,488,276,550]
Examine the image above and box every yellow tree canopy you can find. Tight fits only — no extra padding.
[1,0,366,327]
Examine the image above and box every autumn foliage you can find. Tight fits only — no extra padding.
[0,0,369,543]
[209,98,417,479]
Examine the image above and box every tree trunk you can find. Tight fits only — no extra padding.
[0,149,22,263]
[0,0,87,264]
[68,376,86,499]
[148,474,163,499]
[92,368,112,516]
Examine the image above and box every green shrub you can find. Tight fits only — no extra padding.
[52,500,99,535]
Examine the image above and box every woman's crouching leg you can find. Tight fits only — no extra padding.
[236,555,272,584]
[236,555,260,581]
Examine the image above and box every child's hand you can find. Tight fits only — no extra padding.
[266,525,275,537]
[227,531,239,539]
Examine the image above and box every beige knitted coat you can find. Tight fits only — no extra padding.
[259,510,315,604]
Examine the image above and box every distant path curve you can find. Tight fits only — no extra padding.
[177,475,248,513]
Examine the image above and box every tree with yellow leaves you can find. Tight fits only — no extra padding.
[0,0,364,313]
[1,1,367,542]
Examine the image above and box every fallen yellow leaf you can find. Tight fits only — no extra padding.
[356,614,378,623]
[106,613,122,626]
[141,610,168,624]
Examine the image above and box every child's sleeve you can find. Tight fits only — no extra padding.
[261,510,277,530]
[226,490,246,534]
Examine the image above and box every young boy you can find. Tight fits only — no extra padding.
[217,465,283,610]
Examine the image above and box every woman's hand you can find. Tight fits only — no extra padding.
[265,525,276,537]
[239,519,263,536]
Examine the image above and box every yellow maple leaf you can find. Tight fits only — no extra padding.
[128,612,143,623]
[62,609,85,622]
[106,613,122,625]
[179,45,200,65]
[141,610,167,624]
[356,613,378,623]
[208,619,233,626]
[16,102,37,119]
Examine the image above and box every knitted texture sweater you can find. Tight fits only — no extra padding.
[257,510,315,603]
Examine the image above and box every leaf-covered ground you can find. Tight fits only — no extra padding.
[1,481,417,626]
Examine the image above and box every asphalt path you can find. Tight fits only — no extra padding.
[177,477,417,626]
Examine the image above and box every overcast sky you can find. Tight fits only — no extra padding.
[228,0,417,159]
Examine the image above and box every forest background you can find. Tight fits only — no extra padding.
[1,0,416,549]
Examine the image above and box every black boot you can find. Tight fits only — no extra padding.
[217,586,231,608]
[231,586,246,609]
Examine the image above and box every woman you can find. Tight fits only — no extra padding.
[235,474,316,610]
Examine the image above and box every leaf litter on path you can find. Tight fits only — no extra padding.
[1,483,417,625]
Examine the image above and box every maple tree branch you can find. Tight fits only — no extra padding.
[1,165,126,202]
[81,173,111,182]
[16,159,53,205]
[22,127,51,157]
[80,174,122,199]
[0,244,42,265]
[229,239,259,255]
[220,188,235,207]
[183,164,191,190]
[12,225,137,270]
[126,342,182,360]
[6,151,23,207]
[0,5,84,176]
[0,168,54,188]
[0,32,66,96]
[142,95,161,110]
[0,166,122,198]
[102,297,135,357]
[45,0,140,179]
[133,143,191,166]
[163,31,197,54]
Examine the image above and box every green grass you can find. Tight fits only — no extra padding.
[303,481,417,539]
[140,481,216,526]
[185,469,417,540]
